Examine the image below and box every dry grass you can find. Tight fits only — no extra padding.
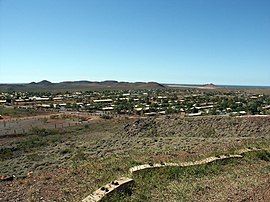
[0,116,270,201]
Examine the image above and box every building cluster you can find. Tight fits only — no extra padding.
[0,89,270,116]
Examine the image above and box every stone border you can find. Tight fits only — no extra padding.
[238,148,261,154]
[129,148,261,174]
[82,177,134,202]
[82,148,261,202]
[129,154,243,174]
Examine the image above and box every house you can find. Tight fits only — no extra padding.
[37,104,51,108]
[93,99,113,103]
[187,111,202,117]
[0,100,7,104]
[239,111,247,115]
[102,106,114,111]
[145,112,157,116]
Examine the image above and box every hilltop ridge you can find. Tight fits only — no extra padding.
[0,80,166,92]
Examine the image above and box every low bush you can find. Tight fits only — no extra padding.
[29,127,57,136]
[257,150,270,161]
[100,114,113,119]
[0,147,14,160]
[26,152,43,161]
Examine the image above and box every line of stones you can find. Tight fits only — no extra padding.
[82,148,260,202]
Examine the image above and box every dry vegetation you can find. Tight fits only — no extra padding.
[0,106,50,118]
[0,115,270,201]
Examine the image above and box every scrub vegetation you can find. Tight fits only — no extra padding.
[1,114,270,201]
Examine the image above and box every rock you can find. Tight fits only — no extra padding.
[0,175,14,181]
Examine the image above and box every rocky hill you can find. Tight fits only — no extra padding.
[124,116,270,138]
[0,80,166,92]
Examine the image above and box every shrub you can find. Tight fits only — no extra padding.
[26,152,43,161]
[29,127,57,136]
[257,150,270,161]
[50,115,59,119]
[0,147,14,160]
[72,150,87,162]
[60,148,73,155]
[100,114,113,119]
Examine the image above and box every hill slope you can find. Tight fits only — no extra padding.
[0,80,166,92]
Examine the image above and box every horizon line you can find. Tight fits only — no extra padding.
[0,80,269,88]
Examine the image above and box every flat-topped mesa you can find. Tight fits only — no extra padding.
[129,154,243,174]
[82,177,134,202]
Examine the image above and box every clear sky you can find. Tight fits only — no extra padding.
[0,0,269,85]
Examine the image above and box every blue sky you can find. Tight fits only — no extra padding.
[0,0,269,85]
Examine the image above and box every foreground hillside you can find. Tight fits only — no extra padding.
[0,115,270,201]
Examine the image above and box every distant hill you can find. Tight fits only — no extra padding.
[36,80,52,85]
[0,80,166,92]
[28,80,52,85]
[199,83,218,89]
[202,83,217,87]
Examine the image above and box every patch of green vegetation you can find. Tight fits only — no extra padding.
[244,150,270,162]
[0,106,47,117]
[17,134,60,152]
[84,124,90,129]
[201,127,216,137]
[100,114,113,119]
[106,186,134,202]
[71,150,87,162]
[107,159,240,202]
[0,147,14,160]
[0,128,62,161]
[258,150,270,161]
[107,149,270,202]
[26,152,44,161]
[29,127,58,136]
[60,147,74,155]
